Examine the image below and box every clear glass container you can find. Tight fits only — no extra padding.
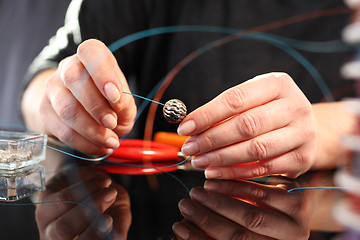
[0,130,47,170]
[0,164,45,201]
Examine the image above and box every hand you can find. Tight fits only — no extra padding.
[178,72,317,179]
[35,168,131,240]
[173,179,311,240]
[24,39,136,155]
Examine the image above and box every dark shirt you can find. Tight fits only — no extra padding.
[28,0,354,137]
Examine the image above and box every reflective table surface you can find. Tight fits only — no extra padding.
[0,142,359,240]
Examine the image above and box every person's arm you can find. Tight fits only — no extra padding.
[20,0,148,155]
[312,101,356,169]
[22,69,56,133]
[178,72,357,179]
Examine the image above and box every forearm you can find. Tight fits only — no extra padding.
[21,69,56,132]
[312,101,357,169]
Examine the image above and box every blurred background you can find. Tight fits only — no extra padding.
[0,1,70,238]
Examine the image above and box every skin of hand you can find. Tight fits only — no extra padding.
[22,39,137,155]
[173,179,311,240]
[35,168,131,240]
[178,72,356,179]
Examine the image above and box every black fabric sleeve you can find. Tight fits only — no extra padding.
[24,0,149,86]
[24,0,84,83]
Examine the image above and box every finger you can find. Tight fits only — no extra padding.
[112,91,137,137]
[37,174,112,227]
[76,39,123,103]
[178,198,273,240]
[181,98,294,156]
[47,70,120,149]
[204,180,308,218]
[45,168,111,191]
[49,88,120,149]
[104,184,132,240]
[204,150,312,180]
[39,94,112,155]
[192,126,305,168]
[45,187,118,240]
[64,168,112,186]
[76,39,136,133]
[78,214,113,240]
[189,187,309,240]
[59,56,118,129]
[178,72,301,136]
[172,221,214,240]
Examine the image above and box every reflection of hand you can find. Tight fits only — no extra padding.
[173,179,311,240]
[35,168,131,240]
[24,39,136,155]
[179,72,317,179]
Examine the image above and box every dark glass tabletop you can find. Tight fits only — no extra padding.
[0,140,357,240]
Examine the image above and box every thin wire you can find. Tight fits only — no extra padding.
[287,186,351,193]
[159,170,190,194]
[0,122,27,131]
[122,91,164,106]
[109,7,350,52]
[45,144,112,161]
[102,156,192,195]
[1,9,349,164]
[143,29,341,140]
[0,137,190,172]
[137,9,351,140]
[0,92,162,162]
[0,8,352,200]
[108,7,351,114]
[102,156,191,170]
[110,25,335,102]
[0,137,111,162]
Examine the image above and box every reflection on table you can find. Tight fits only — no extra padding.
[22,144,352,240]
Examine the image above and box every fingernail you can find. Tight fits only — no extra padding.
[100,177,112,188]
[104,82,120,103]
[105,137,120,149]
[204,180,221,191]
[104,148,113,155]
[172,222,190,239]
[101,113,118,129]
[177,120,196,136]
[98,214,113,233]
[190,188,207,202]
[182,140,199,156]
[104,188,117,202]
[191,156,209,168]
[205,169,222,179]
[178,199,195,216]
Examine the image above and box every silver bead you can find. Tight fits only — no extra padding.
[163,99,187,123]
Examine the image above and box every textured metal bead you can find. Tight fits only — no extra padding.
[163,99,187,123]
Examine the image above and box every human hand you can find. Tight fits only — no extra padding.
[35,168,131,240]
[37,39,136,155]
[173,179,311,240]
[178,72,317,179]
